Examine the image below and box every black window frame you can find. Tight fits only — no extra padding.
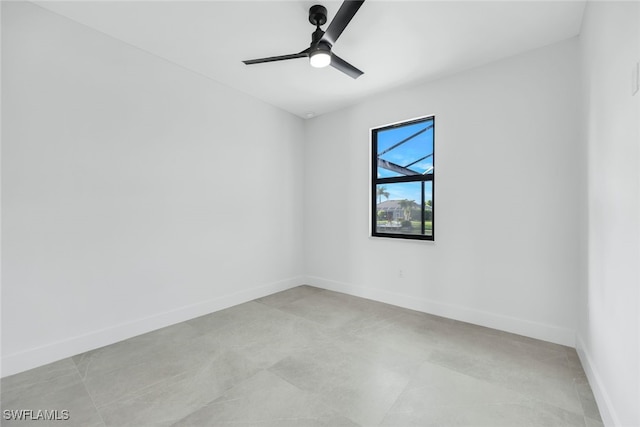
[371,116,435,241]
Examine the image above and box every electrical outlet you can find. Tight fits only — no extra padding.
[398,269,404,278]
[633,62,639,96]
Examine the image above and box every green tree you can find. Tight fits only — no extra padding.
[424,200,433,220]
[398,199,417,221]
[376,186,390,205]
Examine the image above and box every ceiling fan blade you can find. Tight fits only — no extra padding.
[330,53,363,79]
[322,0,365,46]
[243,49,309,65]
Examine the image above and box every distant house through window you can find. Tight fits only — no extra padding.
[371,116,434,240]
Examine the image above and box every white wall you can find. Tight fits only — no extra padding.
[304,38,582,346]
[4,12,637,426]
[1,2,304,376]
[578,2,640,426]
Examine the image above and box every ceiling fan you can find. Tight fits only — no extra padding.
[242,0,365,79]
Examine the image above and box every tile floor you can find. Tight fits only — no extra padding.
[1,286,603,426]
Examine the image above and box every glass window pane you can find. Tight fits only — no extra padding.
[372,116,434,240]
[375,182,422,235]
[424,181,433,237]
[377,119,434,179]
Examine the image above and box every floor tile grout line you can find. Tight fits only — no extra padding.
[88,360,213,411]
[266,292,410,340]
[71,358,108,427]
[266,367,363,426]
[169,368,271,425]
[74,333,209,409]
[377,371,415,426]
[3,286,602,426]
[422,353,589,417]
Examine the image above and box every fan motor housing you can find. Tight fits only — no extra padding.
[242,1,364,79]
[309,5,327,27]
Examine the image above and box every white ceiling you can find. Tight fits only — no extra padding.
[34,0,586,118]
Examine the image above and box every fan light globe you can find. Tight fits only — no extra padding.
[310,51,331,68]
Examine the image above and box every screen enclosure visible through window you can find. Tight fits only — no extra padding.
[372,116,434,240]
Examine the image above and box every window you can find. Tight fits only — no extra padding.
[371,116,434,240]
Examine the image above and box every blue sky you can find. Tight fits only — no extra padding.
[376,182,432,205]
[376,118,433,204]
[377,119,434,179]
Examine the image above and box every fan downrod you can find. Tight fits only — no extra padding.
[308,5,327,27]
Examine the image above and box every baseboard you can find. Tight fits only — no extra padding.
[575,334,621,427]
[305,275,576,347]
[3,275,577,377]
[1,276,302,378]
